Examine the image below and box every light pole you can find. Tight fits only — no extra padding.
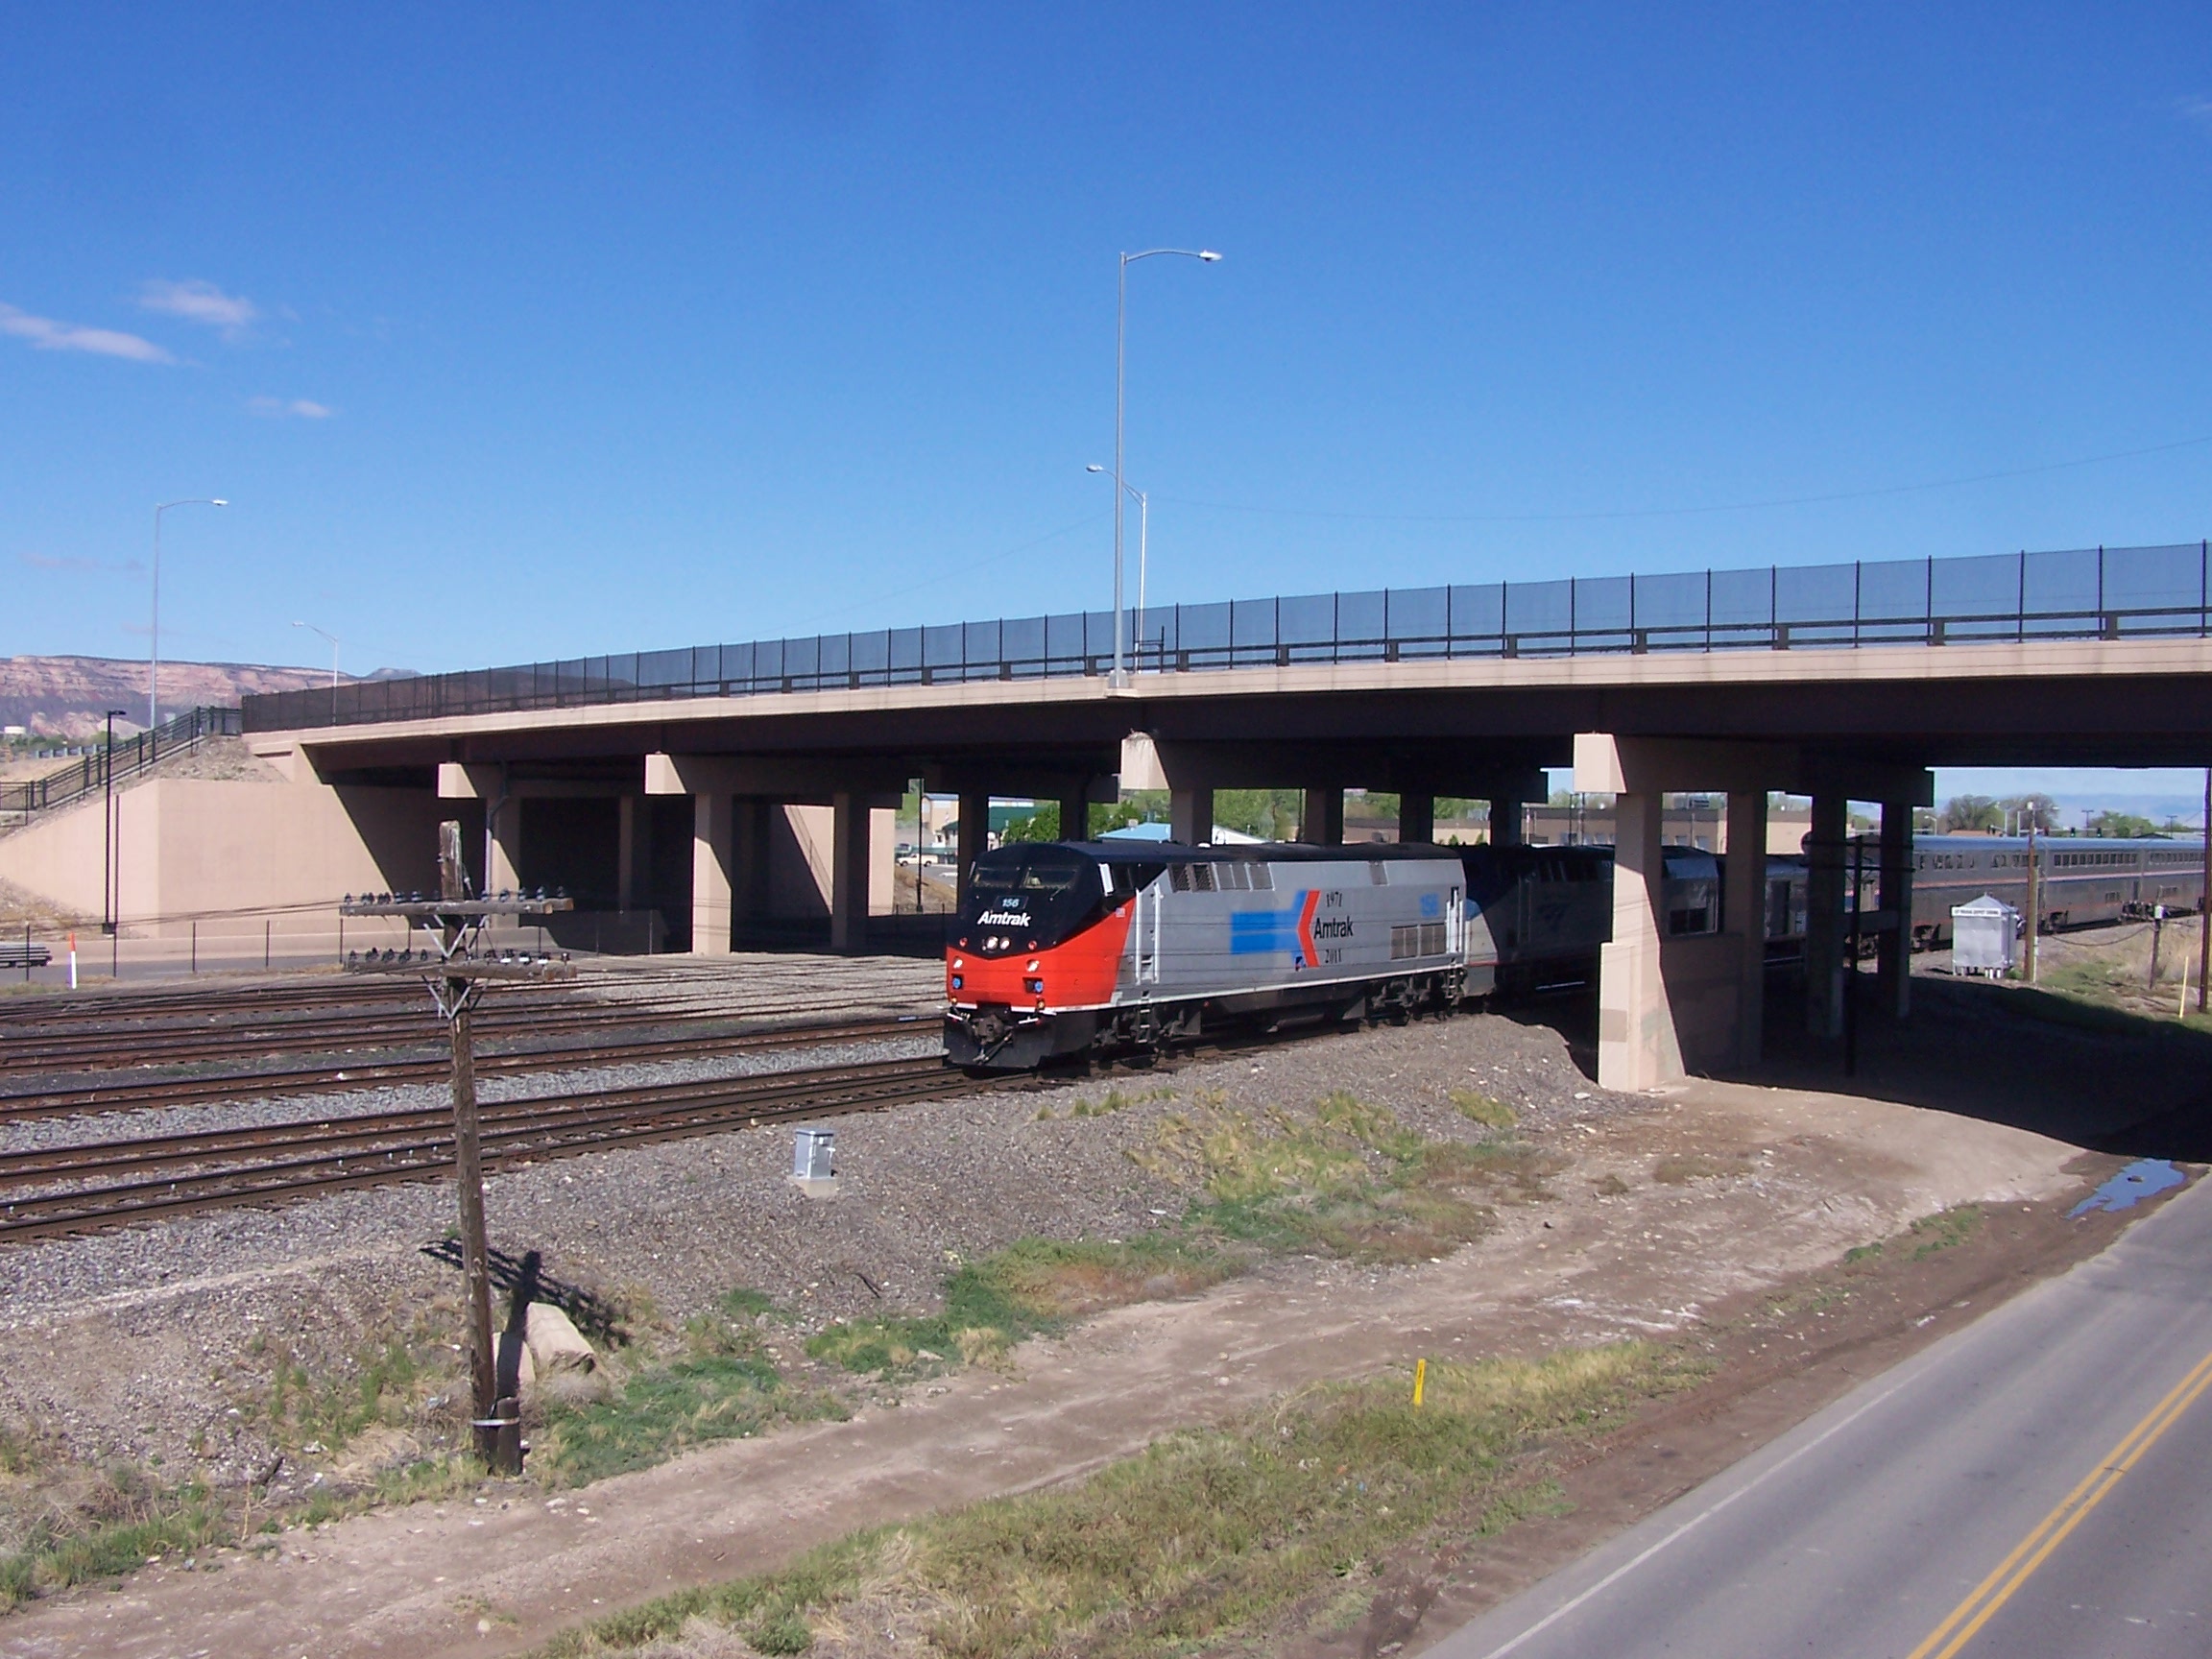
[101,709,125,937]
[1087,465,1150,670]
[150,498,228,730]
[1114,248,1217,686]
[292,620,341,723]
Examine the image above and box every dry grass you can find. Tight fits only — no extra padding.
[539,1342,1705,1659]
[1129,1089,1566,1265]
[1651,1153,1752,1186]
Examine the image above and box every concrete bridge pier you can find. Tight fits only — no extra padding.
[1877,801,1914,1018]
[1803,792,1850,1039]
[830,792,870,953]
[1169,786,1214,844]
[1301,786,1346,845]
[1398,791,1434,845]
[690,787,737,955]
[615,795,648,912]
[1580,736,1930,1088]
[955,790,990,909]
[437,763,521,896]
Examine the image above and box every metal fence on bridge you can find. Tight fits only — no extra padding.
[240,541,2212,733]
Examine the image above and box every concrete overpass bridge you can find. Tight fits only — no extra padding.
[231,540,2212,1092]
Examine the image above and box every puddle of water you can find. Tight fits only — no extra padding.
[2068,1159,2188,1218]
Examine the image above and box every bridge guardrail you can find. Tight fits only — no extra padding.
[238,541,2212,733]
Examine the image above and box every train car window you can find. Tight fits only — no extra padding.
[1218,862,1249,892]
[1245,861,1273,890]
[971,848,1095,897]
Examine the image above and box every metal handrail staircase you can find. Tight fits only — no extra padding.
[0,706,243,822]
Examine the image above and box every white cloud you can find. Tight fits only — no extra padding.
[248,396,335,420]
[138,277,258,337]
[0,301,174,363]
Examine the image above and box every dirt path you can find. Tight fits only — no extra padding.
[0,1067,2094,1659]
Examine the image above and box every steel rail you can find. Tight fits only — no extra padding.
[0,994,874,1073]
[0,1057,973,1244]
[0,995,942,1083]
[0,1013,933,1122]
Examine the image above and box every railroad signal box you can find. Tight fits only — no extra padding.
[1951,895,2019,977]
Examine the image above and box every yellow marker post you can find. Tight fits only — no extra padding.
[1412,1358,1428,1408]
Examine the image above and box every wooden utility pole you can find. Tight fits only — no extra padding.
[437,822,499,1467]
[2200,768,2210,1015]
[343,823,571,1476]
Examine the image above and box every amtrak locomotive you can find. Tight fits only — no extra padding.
[945,841,1465,1069]
[945,831,2208,1070]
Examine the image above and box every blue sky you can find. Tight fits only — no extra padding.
[5,1,2211,711]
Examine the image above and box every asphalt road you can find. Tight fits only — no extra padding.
[1432,1174,2212,1659]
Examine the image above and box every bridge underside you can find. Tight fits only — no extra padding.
[239,637,2212,1090]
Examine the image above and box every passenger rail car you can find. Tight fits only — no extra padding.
[946,841,1466,1069]
[1910,835,2205,945]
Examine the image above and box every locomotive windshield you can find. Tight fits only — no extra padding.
[961,846,1107,951]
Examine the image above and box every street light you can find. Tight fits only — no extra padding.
[1113,248,1218,686]
[292,620,341,723]
[150,498,228,730]
[101,709,126,937]
[1087,465,1150,671]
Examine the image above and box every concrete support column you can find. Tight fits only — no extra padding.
[956,790,990,909]
[829,791,872,953]
[1301,786,1345,845]
[1598,788,1678,1091]
[1804,791,1849,1038]
[733,797,773,925]
[1877,800,1913,1019]
[690,790,733,956]
[1057,787,1090,843]
[1398,791,1435,846]
[487,797,523,897]
[1488,797,1525,848]
[616,795,648,911]
[1169,786,1214,845]
[1724,790,1767,1068]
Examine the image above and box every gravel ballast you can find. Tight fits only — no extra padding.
[0,998,1642,1499]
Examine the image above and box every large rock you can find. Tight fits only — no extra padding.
[524,1303,597,1377]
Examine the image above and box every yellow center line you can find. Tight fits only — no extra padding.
[1904,1344,2212,1659]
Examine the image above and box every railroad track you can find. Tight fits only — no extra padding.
[0,992,923,1075]
[0,1055,977,1245]
[0,1012,936,1122]
[0,965,754,1027]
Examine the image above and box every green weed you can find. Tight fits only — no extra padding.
[807,1237,1232,1378]
[1909,1206,1983,1261]
[535,1290,836,1488]
[1451,1090,1518,1131]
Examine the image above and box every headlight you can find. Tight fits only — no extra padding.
[950,974,964,991]
[1024,977,1044,995]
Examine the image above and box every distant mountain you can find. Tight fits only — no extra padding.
[0,655,373,738]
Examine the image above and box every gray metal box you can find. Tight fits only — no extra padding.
[792,1127,835,1179]
[1951,895,2019,976]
